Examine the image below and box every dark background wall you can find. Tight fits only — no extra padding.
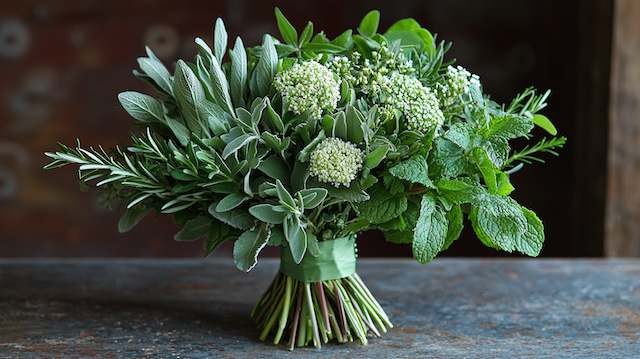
[0,0,612,258]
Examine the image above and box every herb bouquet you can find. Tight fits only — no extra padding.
[45,8,565,350]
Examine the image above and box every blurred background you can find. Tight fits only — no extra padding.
[1,0,636,259]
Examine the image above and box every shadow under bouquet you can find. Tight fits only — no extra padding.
[45,8,565,350]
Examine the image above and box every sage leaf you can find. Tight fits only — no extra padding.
[137,58,173,95]
[215,193,249,212]
[173,60,206,136]
[213,18,227,65]
[118,91,165,123]
[229,37,247,108]
[249,204,288,224]
[233,225,270,272]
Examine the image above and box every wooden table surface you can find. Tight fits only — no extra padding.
[0,258,638,358]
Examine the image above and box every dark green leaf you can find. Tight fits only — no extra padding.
[118,206,151,233]
[412,194,448,264]
[215,193,248,212]
[174,216,211,241]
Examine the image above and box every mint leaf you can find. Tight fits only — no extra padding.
[442,205,463,251]
[358,187,408,224]
[436,178,485,204]
[444,122,473,150]
[233,225,270,272]
[470,195,527,252]
[430,137,470,178]
[485,114,533,141]
[471,148,498,193]
[515,206,544,256]
[412,195,448,264]
[389,155,433,187]
[485,137,510,168]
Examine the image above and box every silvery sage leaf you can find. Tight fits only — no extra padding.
[118,91,165,123]
[213,18,227,65]
[233,225,270,272]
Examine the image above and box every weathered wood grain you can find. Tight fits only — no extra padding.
[0,259,638,358]
[606,0,640,257]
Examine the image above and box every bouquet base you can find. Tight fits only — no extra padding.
[252,271,393,350]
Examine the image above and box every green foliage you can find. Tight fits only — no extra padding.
[44,8,565,270]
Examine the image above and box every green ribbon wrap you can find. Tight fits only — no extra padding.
[280,235,357,283]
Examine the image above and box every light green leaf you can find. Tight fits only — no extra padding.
[412,195,448,264]
[384,18,434,53]
[233,225,270,272]
[496,172,515,196]
[532,114,558,135]
[471,148,498,194]
[274,7,298,45]
[364,144,389,169]
[299,21,314,46]
[118,91,164,123]
[358,10,380,37]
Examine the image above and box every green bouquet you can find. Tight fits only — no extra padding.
[45,8,565,350]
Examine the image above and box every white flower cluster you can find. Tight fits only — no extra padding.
[381,73,444,134]
[436,65,481,106]
[329,44,413,98]
[273,61,340,118]
[309,137,363,187]
[327,56,355,85]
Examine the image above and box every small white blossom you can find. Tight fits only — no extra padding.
[381,73,444,134]
[327,56,355,85]
[436,65,481,106]
[309,138,363,187]
[274,61,340,118]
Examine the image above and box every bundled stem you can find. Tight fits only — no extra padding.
[252,272,392,350]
